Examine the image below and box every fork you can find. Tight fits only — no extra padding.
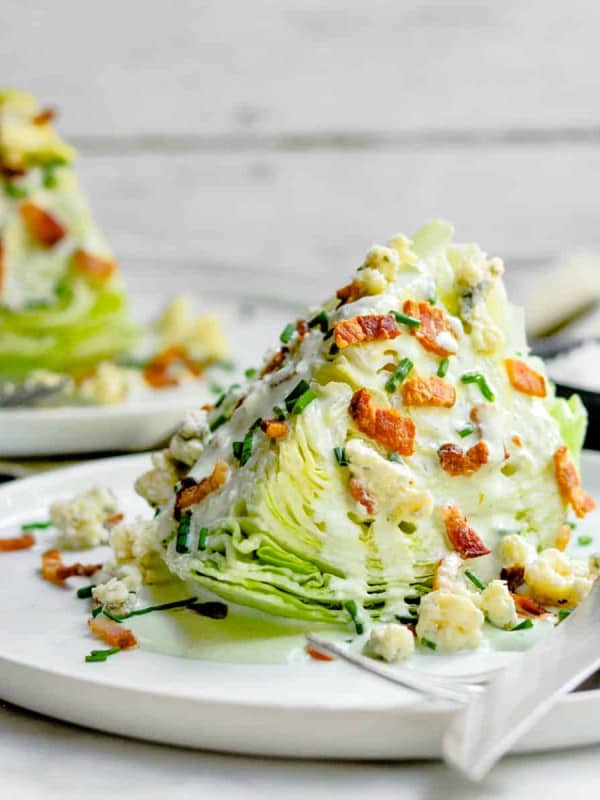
[306,634,497,704]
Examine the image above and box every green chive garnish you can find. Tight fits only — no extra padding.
[308,311,329,332]
[334,447,348,467]
[3,181,28,199]
[42,165,58,189]
[390,310,421,329]
[280,323,296,344]
[567,522,577,530]
[388,452,402,463]
[105,597,199,622]
[457,422,476,438]
[176,511,192,554]
[465,570,486,590]
[437,357,450,378]
[92,606,104,618]
[578,535,593,546]
[421,637,437,651]
[273,405,286,421]
[343,599,364,635]
[385,357,414,393]
[428,293,437,305]
[21,520,52,530]
[329,342,339,356]
[77,585,95,599]
[285,380,316,415]
[233,429,254,466]
[398,520,417,534]
[512,619,534,631]
[198,527,208,550]
[209,413,228,432]
[85,647,120,663]
[558,609,571,623]
[291,389,316,414]
[209,383,225,396]
[244,368,257,379]
[461,371,496,402]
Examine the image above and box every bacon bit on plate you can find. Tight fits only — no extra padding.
[296,319,309,340]
[88,616,137,649]
[349,388,416,455]
[401,375,456,408]
[512,434,523,447]
[333,314,400,349]
[260,348,287,378]
[19,200,66,247]
[305,644,334,662]
[72,249,118,282]
[349,478,377,514]
[336,280,364,306]
[438,441,490,477]
[174,460,229,520]
[106,512,124,528]
[554,445,596,519]
[505,358,547,398]
[0,532,35,552]
[512,593,547,618]
[143,346,203,389]
[32,108,56,125]
[442,505,491,559]
[41,549,102,586]
[403,299,456,357]
[260,418,288,438]
[500,566,525,593]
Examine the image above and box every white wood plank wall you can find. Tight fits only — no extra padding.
[1,0,599,298]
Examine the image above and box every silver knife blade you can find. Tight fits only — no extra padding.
[443,580,600,781]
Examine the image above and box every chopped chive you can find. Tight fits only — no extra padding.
[233,430,255,466]
[343,599,364,635]
[334,446,348,467]
[420,637,437,651]
[461,371,496,402]
[557,609,571,623]
[188,601,228,619]
[428,293,437,305]
[198,527,209,550]
[398,520,417,534]
[107,597,199,622]
[329,342,339,356]
[457,422,476,438]
[385,357,414,393]
[567,521,577,530]
[465,570,486,591]
[176,511,192,554]
[42,165,58,189]
[92,605,103,618]
[578,535,593,546]
[395,614,418,624]
[511,619,534,631]
[214,392,226,408]
[284,380,310,411]
[209,383,225,395]
[77,585,95,599]
[244,367,257,379]
[21,520,52,530]
[280,323,296,344]
[273,405,286,421]
[291,389,317,414]
[285,380,316,414]
[390,309,421,329]
[3,180,28,199]
[437,357,450,378]
[323,328,334,340]
[388,452,402,463]
[209,413,228,432]
[308,311,329,332]
[85,647,120,663]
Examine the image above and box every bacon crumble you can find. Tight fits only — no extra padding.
[143,346,203,389]
[0,532,35,552]
[438,441,490,476]
[305,644,334,662]
[19,200,66,247]
[349,388,416,455]
[403,299,456,357]
[260,419,288,438]
[505,359,546,398]
[88,616,137,649]
[41,549,102,586]
[72,249,117,282]
[349,478,377,514]
[401,375,456,408]
[174,460,229,520]
[500,566,525,593]
[336,280,364,306]
[442,505,491,558]
[32,108,56,126]
[553,445,596,519]
[260,348,287,378]
[512,593,547,618]
[333,314,400,349]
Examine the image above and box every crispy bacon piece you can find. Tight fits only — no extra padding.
[88,616,137,649]
[349,478,377,514]
[505,359,546,398]
[296,319,309,341]
[305,644,334,662]
[336,280,364,306]
[19,201,66,247]
[512,593,546,618]
[72,249,117,282]
[143,346,203,389]
[333,314,400,349]
[41,549,102,586]
[260,348,287,378]
[442,505,491,559]
[174,460,229,520]
[349,388,416,455]
[403,299,456,357]
[106,512,125,528]
[500,566,525,593]
[554,445,596,519]
[32,108,56,125]
[260,418,288,438]
[0,532,35,552]
[438,441,489,477]
[512,434,523,448]
[401,375,456,408]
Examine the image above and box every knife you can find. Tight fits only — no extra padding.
[443,580,600,781]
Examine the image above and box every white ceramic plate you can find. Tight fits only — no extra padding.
[0,271,301,458]
[0,452,599,760]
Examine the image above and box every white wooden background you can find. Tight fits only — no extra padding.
[2,0,600,301]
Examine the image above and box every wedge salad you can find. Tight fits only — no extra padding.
[9,220,597,663]
[0,89,227,405]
